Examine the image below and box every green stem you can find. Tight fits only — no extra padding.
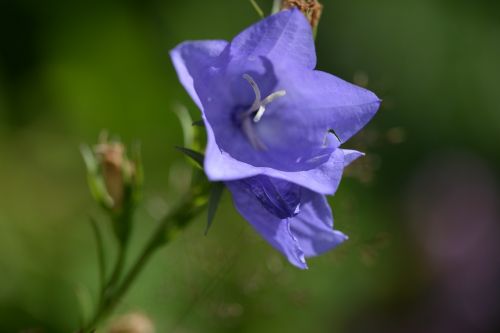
[82,223,166,332]
[272,0,282,14]
[105,239,127,292]
[89,217,106,305]
[81,195,205,332]
[98,222,168,323]
[250,0,265,18]
[92,214,130,324]
[84,230,163,332]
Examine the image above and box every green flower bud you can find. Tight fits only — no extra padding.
[81,132,142,215]
[82,132,143,243]
[94,141,132,212]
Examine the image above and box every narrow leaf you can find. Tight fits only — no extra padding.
[80,144,98,173]
[206,182,225,235]
[80,144,113,208]
[175,146,204,168]
[174,104,195,147]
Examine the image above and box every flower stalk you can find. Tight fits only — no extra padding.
[80,132,210,332]
[80,172,209,332]
[277,0,323,37]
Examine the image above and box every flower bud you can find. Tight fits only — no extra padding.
[94,141,132,212]
[107,313,155,333]
[280,0,323,31]
[81,132,142,215]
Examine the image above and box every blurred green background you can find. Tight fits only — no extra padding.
[1,0,500,332]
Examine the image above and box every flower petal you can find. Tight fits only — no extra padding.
[226,180,307,269]
[239,175,301,219]
[342,149,364,167]
[206,133,345,195]
[290,189,348,258]
[230,8,316,69]
[197,51,335,173]
[170,40,228,109]
[278,69,382,144]
[199,57,377,173]
[170,17,377,185]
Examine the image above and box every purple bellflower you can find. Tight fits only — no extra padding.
[170,9,380,269]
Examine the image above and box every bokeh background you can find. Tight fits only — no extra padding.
[1,0,500,332]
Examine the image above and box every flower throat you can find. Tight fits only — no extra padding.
[239,74,286,150]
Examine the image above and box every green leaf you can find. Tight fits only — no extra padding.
[175,146,204,168]
[205,182,225,235]
[174,104,195,148]
[80,144,98,173]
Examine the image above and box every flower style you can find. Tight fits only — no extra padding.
[170,9,380,268]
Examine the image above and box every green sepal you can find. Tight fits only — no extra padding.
[191,120,205,127]
[80,144,113,210]
[175,146,204,169]
[205,182,225,235]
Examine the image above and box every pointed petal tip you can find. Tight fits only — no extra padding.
[342,149,365,167]
[294,254,309,270]
[335,230,349,242]
[363,89,382,107]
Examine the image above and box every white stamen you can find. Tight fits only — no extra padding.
[254,90,286,122]
[261,90,286,106]
[253,105,266,123]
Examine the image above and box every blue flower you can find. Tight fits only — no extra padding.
[170,9,380,268]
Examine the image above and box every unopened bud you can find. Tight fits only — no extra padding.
[281,0,323,31]
[81,132,142,215]
[107,313,155,333]
[94,141,134,212]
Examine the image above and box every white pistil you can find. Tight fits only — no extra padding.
[242,74,261,112]
[241,74,287,150]
[242,74,286,123]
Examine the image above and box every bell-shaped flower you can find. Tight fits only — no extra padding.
[170,9,380,268]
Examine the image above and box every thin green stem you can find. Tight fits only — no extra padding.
[81,196,204,332]
[95,220,169,323]
[272,0,282,14]
[105,239,127,292]
[89,217,106,303]
[249,0,265,18]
